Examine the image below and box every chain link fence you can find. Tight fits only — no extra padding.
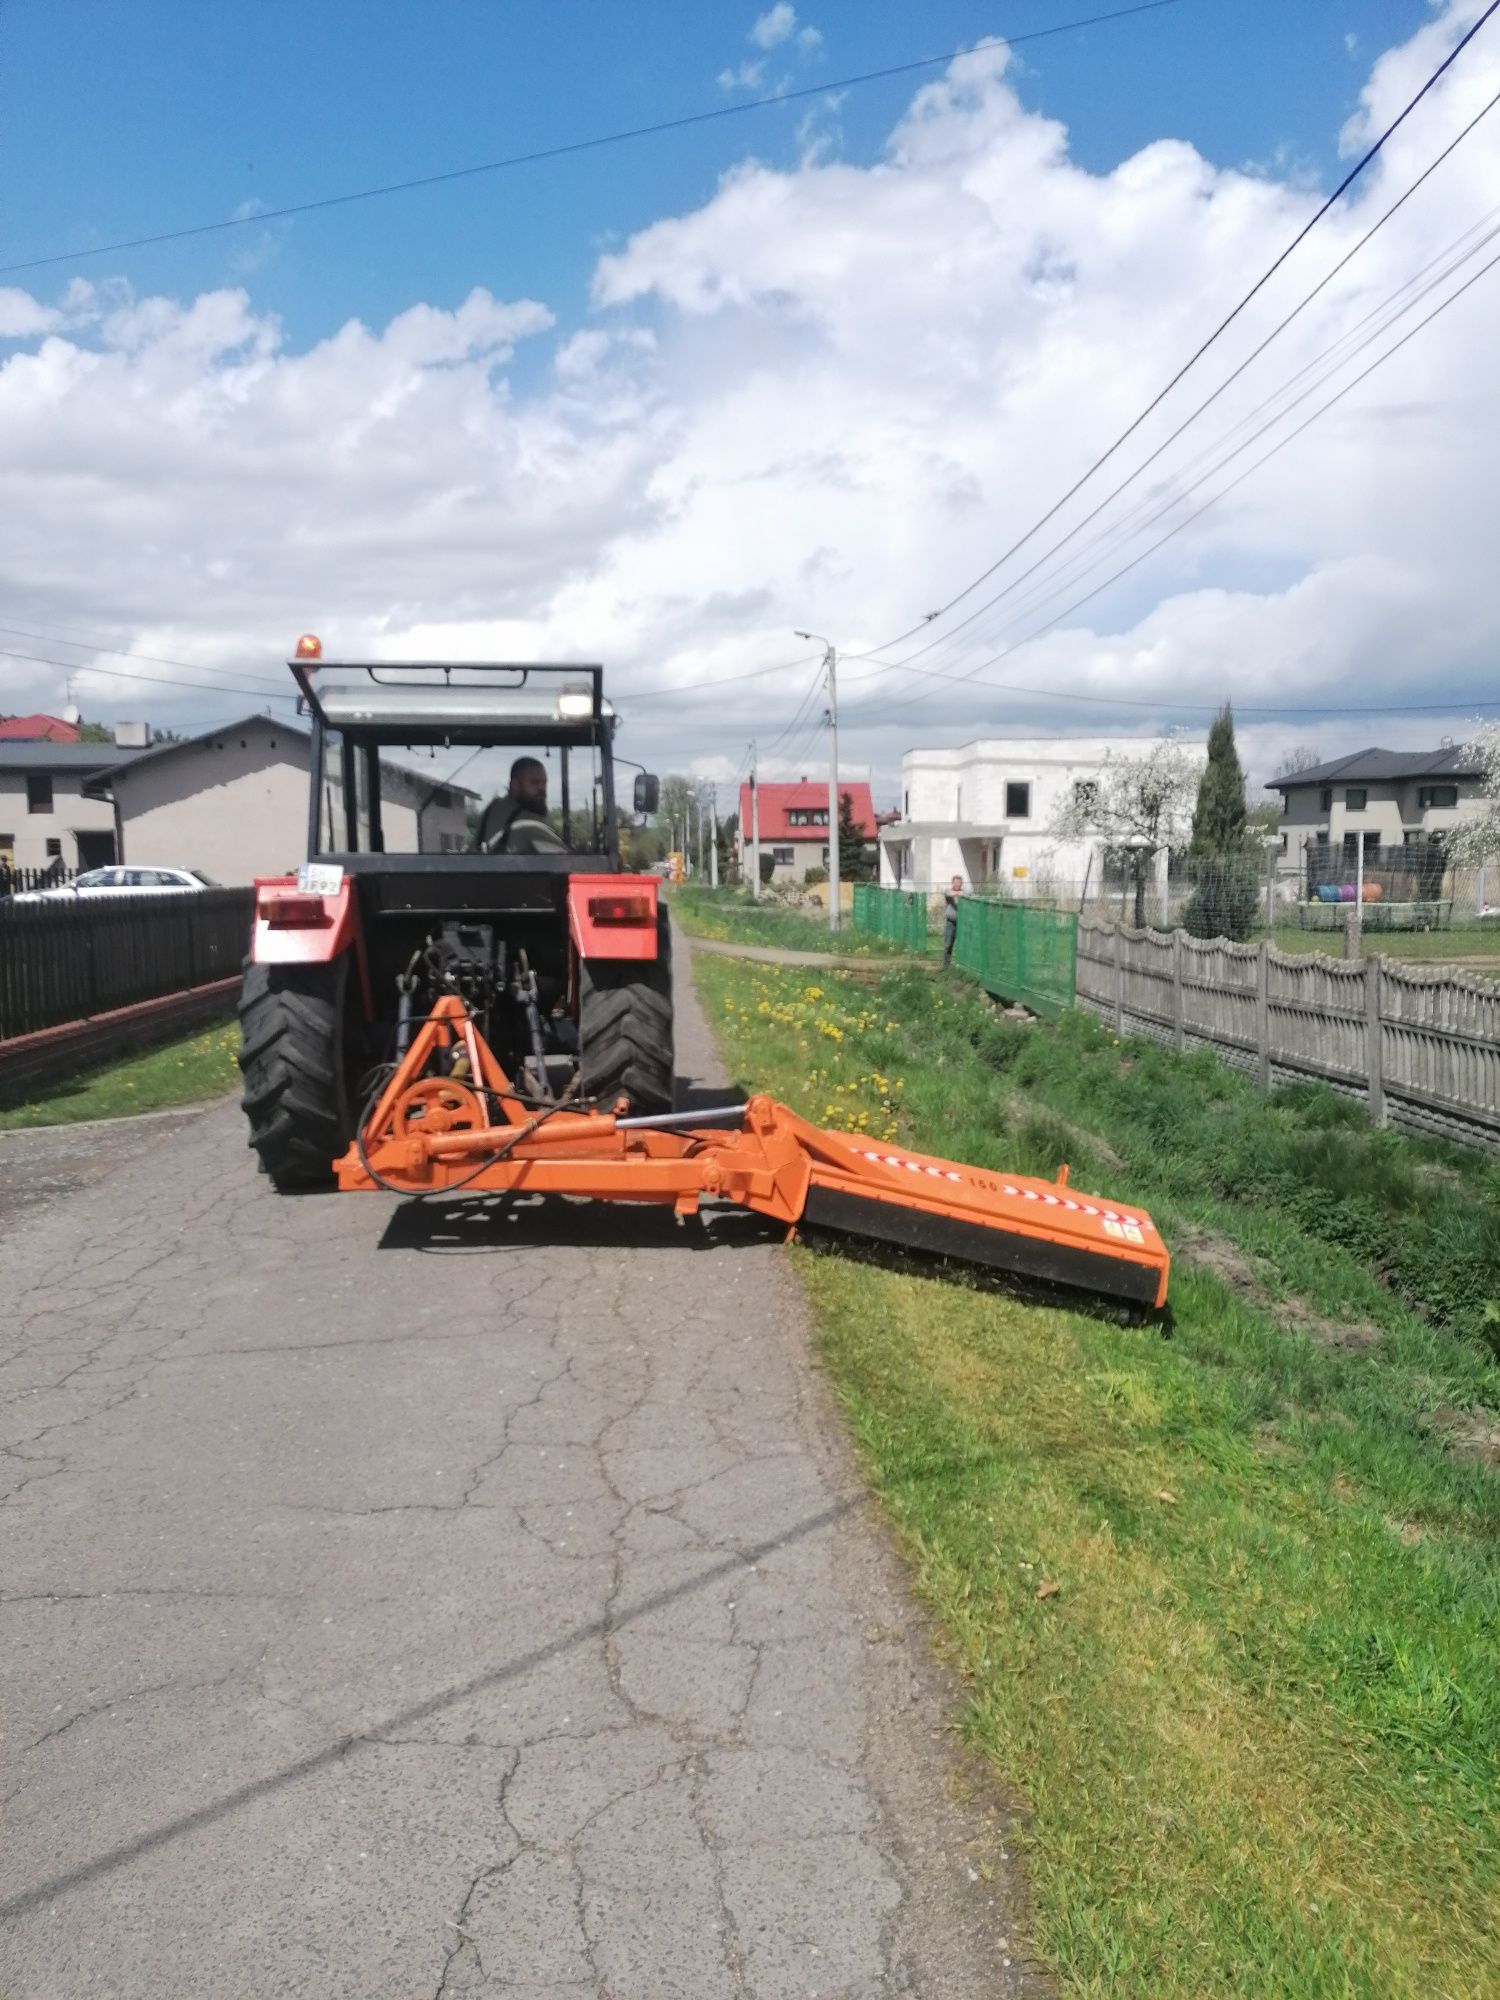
[889,841,1497,954]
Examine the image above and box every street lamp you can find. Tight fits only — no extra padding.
[794,630,840,935]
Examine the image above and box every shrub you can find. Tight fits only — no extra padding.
[1182,858,1260,941]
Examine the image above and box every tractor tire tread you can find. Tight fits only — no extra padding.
[579,912,675,1114]
[236,960,352,1189]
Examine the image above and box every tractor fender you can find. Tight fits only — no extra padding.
[567,874,661,962]
[250,874,373,1017]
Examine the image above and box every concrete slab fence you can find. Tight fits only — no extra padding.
[1076,919,1500,1153]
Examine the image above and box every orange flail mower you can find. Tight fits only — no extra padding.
[338,995,1170,1316]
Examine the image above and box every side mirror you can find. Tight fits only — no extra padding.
[633,773,660,815]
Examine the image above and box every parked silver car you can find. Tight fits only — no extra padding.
[10,866,217,902]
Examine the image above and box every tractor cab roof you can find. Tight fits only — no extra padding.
[293,659,614,750]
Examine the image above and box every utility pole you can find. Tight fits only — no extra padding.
[796,631,840,935]
[749,742,761,900]
[695,784,706,881]
[709,783,719,889]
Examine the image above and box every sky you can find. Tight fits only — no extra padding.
[2,0,1496,809]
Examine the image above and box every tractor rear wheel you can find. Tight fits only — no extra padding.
[237,958,353,1190]
[578,911,675,1115]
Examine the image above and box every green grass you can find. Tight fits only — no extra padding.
[670,885,891,954]
[698,953,1500,1998]
[0,1020,241,1129]
[1271,923,1500,965]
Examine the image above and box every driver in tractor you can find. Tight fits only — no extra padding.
[474,755,569,855]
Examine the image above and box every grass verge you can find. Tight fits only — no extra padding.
[670,885,897,955]
[0,1020,241,1129]
[696,950,1500,1998]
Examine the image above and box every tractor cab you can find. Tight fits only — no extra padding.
[237,641,672,1189]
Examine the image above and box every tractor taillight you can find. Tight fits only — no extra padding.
[587,894,654,925]
[259,891,327,926]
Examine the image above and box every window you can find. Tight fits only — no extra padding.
[44,838,61,859]
[786,808,827,827]
[1072,779,1098,816]
[1319,788,1332,813]
[903,790,909,817]
[1005,781,1031,819]
[1418,784,1459,810]
[1345,787,1367,811]
[26,774,52,814]
[772,845,794,865]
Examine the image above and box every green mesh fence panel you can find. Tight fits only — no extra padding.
[851,885,932,952]
[953,898,1077,1017]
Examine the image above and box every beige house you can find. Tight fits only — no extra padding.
[0,742,131,873]
[1270,747,1487,866]
[88,715,471,886]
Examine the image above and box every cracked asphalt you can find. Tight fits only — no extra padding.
[0,943,1033,1998]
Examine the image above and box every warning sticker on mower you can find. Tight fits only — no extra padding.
[1103,1219,1146,1245]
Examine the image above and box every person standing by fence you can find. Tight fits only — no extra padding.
[942,875,962,968]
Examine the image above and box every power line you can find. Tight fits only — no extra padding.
[625,651,820,704]
[0,2,1185,279]
[846,232,1500,721]
[856,198,1500,708]
[762,663,829,757]
[0,621,289,689]
[863,0,1500,656]
[0,645,299,705]
[853,77,1500,696]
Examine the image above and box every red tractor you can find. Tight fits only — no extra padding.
[238,644,672,1189]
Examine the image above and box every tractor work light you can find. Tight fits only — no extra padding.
[557,687,593,718]
[587,894,654,925]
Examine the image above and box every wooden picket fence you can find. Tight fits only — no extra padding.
[1075,920,1500,1152]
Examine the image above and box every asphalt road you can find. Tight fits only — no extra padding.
[0,944,1032,1998]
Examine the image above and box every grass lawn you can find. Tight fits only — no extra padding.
[697,951,1500,1998]
[1271,922,1500,966]
[669,885,896,955]
[0,1020,241,1129]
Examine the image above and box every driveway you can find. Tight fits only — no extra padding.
[0,944,1031,1996]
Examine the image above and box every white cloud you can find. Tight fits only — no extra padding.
[718,59,766,93]
[750,4,796,51]
[2,4,1498,801]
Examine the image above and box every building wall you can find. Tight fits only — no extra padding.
[880,737,1207,892]
[112,727,468,885]
[114,732,312,884]
[1278,775,1485,859]
[0,772,119,871]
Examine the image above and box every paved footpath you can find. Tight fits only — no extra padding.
[0,940,1034,1998]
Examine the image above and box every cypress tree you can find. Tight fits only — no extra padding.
[1190,704,1247,857]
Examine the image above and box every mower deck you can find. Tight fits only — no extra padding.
[335,996,1169,1315]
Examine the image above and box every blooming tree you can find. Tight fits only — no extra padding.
[1049,739,1199,926]
[1445,724,1500,865]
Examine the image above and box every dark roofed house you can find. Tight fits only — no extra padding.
[1269,745,1485,868]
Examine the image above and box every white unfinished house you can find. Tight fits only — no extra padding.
[878,736,1208,895]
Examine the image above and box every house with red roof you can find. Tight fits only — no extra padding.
[736,778,877,885]
[0,713,81,744]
